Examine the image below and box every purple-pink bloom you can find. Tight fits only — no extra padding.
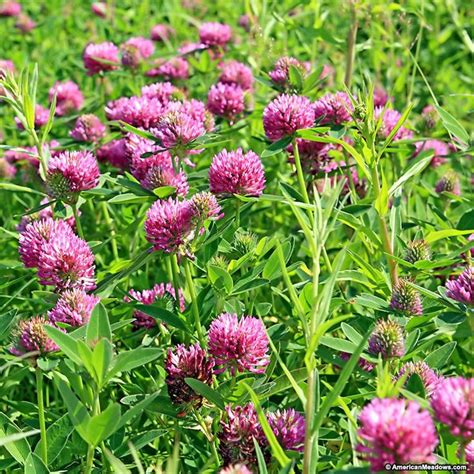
[141,161,189,196]
[125,283,186,329]
[10,317,59,356]
[375,107,413,141]
[208,313,270,375]
[122,37,155,59]
[263,94,314,141]
[368,319,405,359]
[435,171,461,195]
[356,398,438,471]
[83,42,119,75]
[70,114,106,143]
[269,56,310,87]
[165,343,215,405]
[0,1,21,16]
[267,409,305,452]
[0,157,16,178]
[96,139,129,170]
[15,13,35,33]
[48,289,99,326]
[144,198,195,254]
[147,57,189,80]
[287,138,335,174]
[207,83,245,121]
[190,191,223,223]
[199,22,232,47]
[431,376,474,439]
[465,440,474,473]
[219,465,253,474]
[37,232,96,291]
[15,104,49,130]
[414,139,451,167]
[49,80,84,116]
[141,81,179,103]
[209,148,265,196]
[313,92,353,125]
[373,87,389,107]
[397,361,441,397]
[150,24,174,42]
[91,2,106,17]
[218,61,254,91]
[389,278,423,316]
[422,105,437,128]
[340,351,374,372]
[446,266,473,305]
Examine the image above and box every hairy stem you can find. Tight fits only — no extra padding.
[344,0,358,88]
[183,258,205,346]
[36,367,48,466]
[71,202,84,239]
[292,137,310,204]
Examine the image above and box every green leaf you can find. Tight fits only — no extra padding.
[424,342,457,369]
[425,229,473,244]
[107,348,161,381]
[108,193,151,204]
[184,378,225,410]
[389,151,433,196]
[208,264,233,294]
[104,448,131,474]
[262,240,291,280]
[435,105,470,146]
[24,453,49,474]
[405,373,426,398]
[33,415,73,466]
[43,326,81,365]
[253,438,269,474]
[319,336,357,353]
[261,136,293,158]
[92,339,114,387]
[153,186,176,198]
[374,169,389,216]
[378,103,413,157]
[84,404,121,446]
[133,304,189,333]
[288,64,304,90]
[231,278,269,295]
[86,302,112,343]
[117,393,158,430]
[0,182,45,195]
[0,429,38,455]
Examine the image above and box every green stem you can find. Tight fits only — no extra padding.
[71,202,84,239]
[36,367,48,466]
[183,258,205,346]
[194,409,219,466]
[85,445,94,474]
[100,201,119,261]
[303,369,316,474]
[292,137,310,205]
[170,254,181,312]
[344,0,358,88]
[235,199,241,228]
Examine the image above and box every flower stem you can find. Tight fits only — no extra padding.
[71,202,84,239]
[292,137,310,204]
[100,201,119,261]
[36,367,48,466]
[183,258,204,346]
[85,445,94,474]
[235,199,241,228]
[170,254,181,311]
[344,0,358,88]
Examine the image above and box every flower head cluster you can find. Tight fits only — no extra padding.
[150,24,174,42]
[208,313,270,375]
[48,289,99,326]
[199,22,232,47]
[263,94,314,141]
[190,191,223,222]
[47,151,100,201]
[141,81,179,103]
[147,57,189,80]
[209,148,265,196]
[10,317,59,356]
[397,361,441,397]
[267,409,305,452]
[165,343,215,405]
[207,83,245,121]
[15,13,35,33]
[70,114,106,143]
[269,56,310,87]
[368,319,405,359]
[125,134,167,180]
[83,42,119,75]
[49,80,84,116]
[435,171,460,195]
[356,398,438,471]
[218,61,254,91]
[0,1,21,16]
[431,376,474,439]
[389,279,423,316]
[414,140,451,167]
[313,92,353,125]
[446,267,473,305]
[96,139,129,170]
[373,87,389,107]
[141,160,189,196]
[404,239,431,264]
[375,107,413,141]
[125,283,186,329]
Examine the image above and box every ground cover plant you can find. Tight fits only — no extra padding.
[0,0,473,473]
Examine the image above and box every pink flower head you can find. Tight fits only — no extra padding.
[150,24,174,42]
[199,22,232,47]
[48,289,99,326]
[178,41,207,55]
[263,94,314,141]
[340,351,374,372]
[15,104,49,130]
[0,157,16,178]
[218,61,254,91]
[10,317,59,356]
[313,92,353,125]
[96,138,129,170]
[397,361,441,397]
[219,404,266,468]
[375,107,413,141]
[70,114,106,143]
[219,465,253,474]
[141,81,179,104]
[105,95,166,129]
[373,87,389,107]
[431,376,474,439]
[121,37,155,68]
[147,57,189,80]
[123,36,154,58]
[125,283,186,329]
[83,42,119,75]
[165,343,215,405]
[18,217,75,268]
[414,139,451,167]
[269,56,310,87]
[176,99,215,132]
[209,148,265,196]
[144,198,196,254]
[0,59,14,77]
[0,1,21,16]
[446,266,473,305]
[368,319,405,359]
[125,134,167,180]
[190,191,223,223]
[287,138,335,174]
[49,80,84,116]
[267,409,305,452]
[15,13,35,33]
[435,170,461,195]
[422,105,438,128]
[465,441,474,473]
[37,232,96,291]
[91,2,107,17]
[208,313,270,375]
[207,83,245,121]
[141,161,189,196]
[389,278,423,316]
[47,151,100,200]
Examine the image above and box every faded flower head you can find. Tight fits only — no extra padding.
[446,266,473,305]
[414,139,451,168]
[404,239,431,264]
[397,361,441,397]
[389,279,423,316]
[190,191,223,223]
[83,42,119,75]
[70,114,106,143]
[422,105,437,129]
[207,83,245,121]
[219,404,266,468]
[375,107,413,141]
[49,80,84,116]
[165,343,215,405]
[48,289,99,326]
[141,161,189,197]
[356,398,438,471]
[368,319,405,359]
[269,56,310,87]
[218,60,254,91]
[267,408,305,452]
[150,23,174,42]
[263,94,314,141]
[141,81,179,103]
[435,170,460,195]
[125,283,185,329]
[10,317,59,356]
[199,22,232,47]
[91,2,107,17]
[431,376,474,440]
[209,148,265,197]
[208,313,270,375]
[15,13,35,33]
[313,92,353,125]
